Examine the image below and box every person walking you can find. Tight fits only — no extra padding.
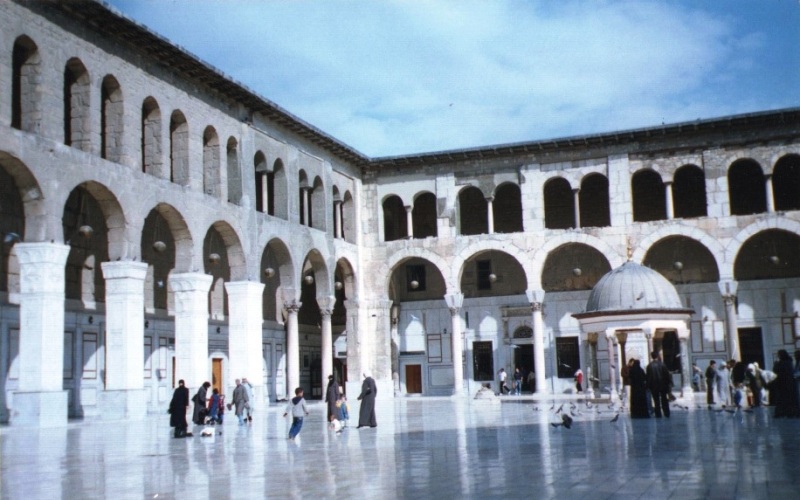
[646,351,672,418]
[357,372,377,428]
[283,387,309,440]
[192,381,210,425]
[716,362,732,407]
[628,360,649,419]
[705,360,718,407]
[169,379,191,438]
[207,388,223,425]
[498,368,509,395]
[768,349,800,418]
[574,368,584,394]
[242,377,254,424]
[325,375,340,421]
[232,378,249,426]
[513,368,522,396]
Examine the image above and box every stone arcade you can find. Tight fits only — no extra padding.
[1,1,799,427]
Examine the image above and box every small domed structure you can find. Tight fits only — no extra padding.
[584,261,683,314]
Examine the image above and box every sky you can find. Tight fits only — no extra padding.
[105,0,800,158]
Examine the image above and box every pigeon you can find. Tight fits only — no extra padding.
[549,404,555,411]
[610,413,620,423]
[724,409,736,414]
[550,422,563,428]
[570,410,579,417]
[555,404,564,414]
[561,414,573,429]
[532,406,539,412]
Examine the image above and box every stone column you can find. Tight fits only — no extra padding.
[333,200,343,239]
[645,330,654,357]
[344,298,361,393]
[225,281,265,408]
[677,327,693,397]
[665,181,674,219]
[405,205,414,239]
[170,273,212,391]
[445,292,465,396]
[283,294,301,397]
[606,330,618,396]
[260,174,269,213]
[581,334,594,398]
[572,188,581,228]
[765,174,775,213]
[301,187,311,226]
[526,289,547,395]
[100,260,149,420]
[317,295,337,391]
[719,280,740,361]
[486,196,495,234]
[13,243,70,427]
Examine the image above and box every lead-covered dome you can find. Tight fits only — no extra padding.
[584,261,683,313]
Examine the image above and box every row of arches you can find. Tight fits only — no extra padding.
[10,34,357,242]
[382,157,800,241]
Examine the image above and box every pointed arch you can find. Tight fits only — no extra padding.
[141,97,163,177]
[100,75,124,162]
[64,58,91,151]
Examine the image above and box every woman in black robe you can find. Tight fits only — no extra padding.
[192,381,210,425]
[769,349,800,418]
[325,375,340,420]
[357,372,377,428]
[169,379,190,437]
[629,359,650,418]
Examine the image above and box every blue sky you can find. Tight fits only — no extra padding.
[106,0,799,158]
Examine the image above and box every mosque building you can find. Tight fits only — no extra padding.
[0,0,798,426]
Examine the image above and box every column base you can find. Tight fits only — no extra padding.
[11,390,68,428]
[97,389,148,421]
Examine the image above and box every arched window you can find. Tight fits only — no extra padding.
[12,36,41,132]
[412,192,437,238]
[544,177,574,229]
[141,97,162,176]
[254,151,268,213]
[342,191,355,242]
[310,176,325,230]
[169,110,189,185]
[203,126,220,198]
[272,159,286,219]
[579,174,610,228]
[383,195,406,242]
[673,165,707,218]
[631,169,666,222]
[494,183,523,233]
[459,186,488,235]
[773,154,800,212]
[226,137,241,205]
[64,58,91,151]
[728,159,766,215]
[298,171,309,226]
[100,75,124,162]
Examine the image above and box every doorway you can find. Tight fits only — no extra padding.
[405,364,422,394]
[738,327,765,369]
[212,358,223,394]
[514,345,534,392]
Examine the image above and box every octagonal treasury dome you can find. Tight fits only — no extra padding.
[583,261,685,314]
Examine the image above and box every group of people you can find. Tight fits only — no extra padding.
[169,372,380,440]
[701,351,800,417]
[497,368,534,395]
[625,351,674,419]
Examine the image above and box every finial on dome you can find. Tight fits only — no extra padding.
[626,237,633,261]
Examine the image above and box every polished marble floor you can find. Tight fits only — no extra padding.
[2,395,799,499]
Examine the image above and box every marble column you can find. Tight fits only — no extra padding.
[445,292,465,396]
[318,295,337,390]
[283,295,301,397]
[302,187,311,226]
[765,174,775,213]
[99,260,149,420]
[405,205,414,239]
[665,181,674,219]
[170,272,212,391]
[344,298,361,394]
[225,281,265,408]
[572,188,581,228]
[526,289,547,395]
[13,242,70,427]
[260,174,269,213]
[719,280,740,361]
[333,200,343,239]
[486,197,495,234]
[677,327,693,397]
[606,330,618,396]
[581,335,594,398]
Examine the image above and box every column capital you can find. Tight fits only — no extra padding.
[531,302,543,312]
[404,205,413,213]
[224,280,265,296]
[283,300,302,313]
[101,260,148,281]
[333,199,343,206]
[485,196,495,202]
[169,272,213,293]
[317,295,337,315]
[16,242,71,294]
[526,288,545,304]
[14,242,71,266]
[444,292,464,312]
[605,329,618,342]
[343,298,360,310]
[717,279,738,297]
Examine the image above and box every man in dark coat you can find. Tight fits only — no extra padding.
[169,379,190,438]
[325,375,340,420]
[357,372,377,428]
[646,351,672,418]
[769,349,800,418]
[192,381,210,425]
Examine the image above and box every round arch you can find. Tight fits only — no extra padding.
[380,248,453,293]
[531,234,623,290]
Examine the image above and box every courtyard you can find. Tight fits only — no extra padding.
[2,396,798,499]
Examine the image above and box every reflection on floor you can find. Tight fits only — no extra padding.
[2,396,798,499]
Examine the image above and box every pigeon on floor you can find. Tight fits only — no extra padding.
[610,413,620,423]
[555,404,564,414]
[561,414,573,429]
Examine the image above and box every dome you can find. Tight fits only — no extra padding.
[584,261,683,313]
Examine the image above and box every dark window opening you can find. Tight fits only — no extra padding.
[383,195,407,241]
[728,159,766,216]
[579,174,610,228]
[472,341,494,382]
[494,184,523,233]
[459,187,488,235]
[673,165,707,218]
[556,337,580,378]
[544,178,574,229]
[476,259,492,290]
[773,155,800,212]
[412,193,437,238]
[632,169,666,222]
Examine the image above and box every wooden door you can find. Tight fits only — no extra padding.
[212,358,223,394]
[405,364,422,394]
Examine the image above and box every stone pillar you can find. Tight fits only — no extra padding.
[486,197,495,234]
[283,294,301,397]
[405,205,414,239]
[445,292,465,396]
[317,295,337,391]
[344,299,361,393]
[170,273,212,391]
[99,260,149,420]
[665,181,674,219]
[526,289,547,395]
[334,200,343,239]
[606,330,617,396]
[677,327,693,397]
[645,330,654,357]
[301,187,311,226]
[765,174,775,213]
[260,174,269,213]
[581,335,594,398]
[225,281,265,407]
[13,243,70,427]
[719,280,740,361]
[572,188,581,228]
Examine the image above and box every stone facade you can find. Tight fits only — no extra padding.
[0,1,798,424]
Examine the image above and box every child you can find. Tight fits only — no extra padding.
[207,388,222,425]
[338,391,349,428]
[283,387,309,440]
[733,383,746,409]
[328,414,342,433]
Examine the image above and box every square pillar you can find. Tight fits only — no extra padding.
[225,281,265,406]
[13,242,70,427]
[169,273,212,391]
